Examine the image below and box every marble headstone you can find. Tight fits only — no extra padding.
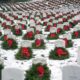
[21,40,32,47]
[62,65,80,80]
[63,33,72,40]
[50,27,57,33]
[2,68,24,80]
[32,58,47,65]
[55,39,65,48]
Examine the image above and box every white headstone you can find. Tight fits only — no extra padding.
[36,25,42,31]
[43,12,46,17]
[57,24,63,29]
[15,25,21,29]
[4,29,11,35]
[63,33,72,40]
[47,22,52,26]
[32,58,46,65]
[21,40,32,47]
[35,34,44,39]
[7,34,16,40]
[21,21,26,24]
[29,19,35,24]
[58,18,63,22]
[27,28,34,33]
[75,24,80,31]
[35,17,40,20]
[77,46,80,65]
[2,68,24,80]
[63,22,69,26]
[35,34,41,39]
[50,27,57,33]
[55,39,65,48]
[62,65,80,80]
[14,20,18,24]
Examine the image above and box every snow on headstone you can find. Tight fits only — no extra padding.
[75,24,80,31]
[4,29,11,35]
[7,34,16,40]
[35,34,41,39]
[15,25,21,29]
[63,33,72,40]
[21,21,26,25]
[32,58,47,65]
[57,24,63,29]
[62,65,80,80]
[63,22,69,26]
[47,22,52,26]
[27,28,34,33]
[50,27,57,33]
[43,12,46,17]
[55,39,65,48]
[2,68,24,80]
[36,25,42,31]
[35,34,44,39]
[21,40,32,47]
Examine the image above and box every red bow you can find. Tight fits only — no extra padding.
[36,30,40,34]
[35,39,42,47]
[26,31,33,39]
[46,25,51,31]
[22,24,26,29]
[53,23,57,27]
[64,25,69,30]
[4,35,8,41]
[21,47,30,58]
[74,31,79,37]
[49,19,53,22]
[63,18,67,22]
[50,33,56,38]
[37,66,45,77]
[57,28,61,33]
[15,29,20,34]
[7,39,13,47]
[43,22,47,26]
[69,24,72,28]
[56,48,67,57]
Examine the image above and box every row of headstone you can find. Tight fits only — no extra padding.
[1,57,80,80]
[0,0,65,12]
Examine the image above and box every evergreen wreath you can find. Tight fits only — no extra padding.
[15,47,33,60]
[49,47,69,60]
[25,63,51,80]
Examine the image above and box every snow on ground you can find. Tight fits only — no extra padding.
[0,3,80,80]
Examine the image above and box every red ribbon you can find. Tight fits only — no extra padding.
[4,35,8,41]
[21,47,30,58]
[26,31,33,39]
[74,31,79,37]
[15,29,20,34]
[7,39,13,47]
[37,66,45,77]
[56,48,67,57]
[57,28,61,33]
[50,33,56,38]
[35,39,42,47]
[36,30,40,34]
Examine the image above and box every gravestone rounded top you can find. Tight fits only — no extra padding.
[32,58,47,65]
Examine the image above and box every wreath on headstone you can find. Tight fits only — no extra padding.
[25,63,51,80]
[49,47,69,60]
